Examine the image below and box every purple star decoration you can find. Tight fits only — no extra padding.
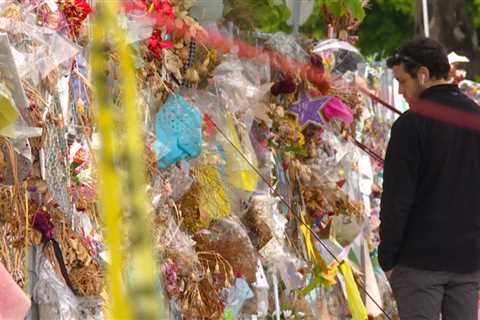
[289,92,331,127]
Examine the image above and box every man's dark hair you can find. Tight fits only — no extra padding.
[386,38,450,80]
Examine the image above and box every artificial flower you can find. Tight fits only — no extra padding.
[270,77,296,96]
[32,209,54,242]
[322,97,354,125]
[148,30,174,57]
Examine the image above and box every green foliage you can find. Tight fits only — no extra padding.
[255,0,292,33]
[300,0,328,39]
[301,0,367,39]
[466,0,480,28]
[357,0,415,58]
[223,0,291,33]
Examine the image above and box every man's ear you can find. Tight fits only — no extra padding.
[417,66,430,83]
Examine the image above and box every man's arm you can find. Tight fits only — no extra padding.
[379,114,421,272]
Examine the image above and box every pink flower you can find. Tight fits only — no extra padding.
[323,97,354,125]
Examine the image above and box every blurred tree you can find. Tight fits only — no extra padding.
[426,0,480,79]
[357,0,415,58]
[222,0,292,33]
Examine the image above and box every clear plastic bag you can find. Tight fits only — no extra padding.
[303,128,352,186]
[0,17,79,83]
[0,32,42,180]
[167,160,194,200]
[33,253,101,320]
[262,31,308,63]
[0,33,43,132]
[259,239,305,292]
[222,277,254,317]
[179,87,226,134]
[193,216,258,283]
[217,112,259,192]
[118,13,155,44]
[242,193,286,250]
[212,55,271,117]
[0,82,18,131]
[312,39,365,80]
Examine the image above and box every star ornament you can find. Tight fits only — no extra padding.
[288,91,331,128]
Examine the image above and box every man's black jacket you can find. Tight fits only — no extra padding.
[379,84,480,273]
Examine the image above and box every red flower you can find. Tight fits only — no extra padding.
[148,0,173,16]
[74,0,92,15]
[151,0,173,14]
[58,0,93,36]
[148,30,173,57]
[270,77,297,96]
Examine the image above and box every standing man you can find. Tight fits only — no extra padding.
[379,38,480,319]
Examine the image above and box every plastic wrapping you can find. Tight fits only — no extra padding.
[184,87,261,193]
[194,216,258,283]
[259,238,305,292]
[166,160,194,200]
[354,63,399,159]
[0,82,18,131]
[118,13,155,44]
[180,88,226,133]
[303,129,350,185]
[69,52,90,117]
[0,78,34,185]
[263,32,308,63]
[156,211,197,265]
[0,137,32,184]
[178,162,231,232]
[33,253,102,320]
[212,55,271,117]
[0,17,79,83]
[223,277,254,317]
[251,260,270,317]
[0,34,28,117]
[242,193,286,250]
[43,95,75,218]
[218,113,259,192]
[0,32,42,171]
[308,284,348,320]
[312,39,365,79]
[371,248,399,318]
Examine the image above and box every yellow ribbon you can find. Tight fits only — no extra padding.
[300,211,316,261]
[91,5,131,319]
[92,2,164,318]
[339,261,368,320]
